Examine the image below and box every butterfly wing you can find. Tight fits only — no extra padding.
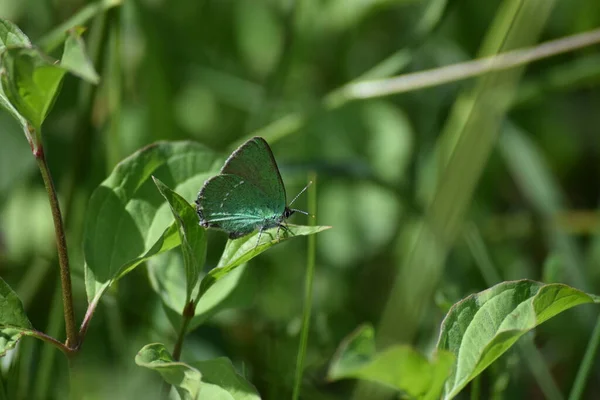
[196,173,284,238]
[220,137,287,207]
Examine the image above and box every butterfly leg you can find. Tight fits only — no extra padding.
[254,226,265,249]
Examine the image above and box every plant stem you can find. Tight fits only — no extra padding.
[173,301,195,361]
[292,172,317,400]
[29,329,74,356]
[568,314,600,400]
[35,139,78,349]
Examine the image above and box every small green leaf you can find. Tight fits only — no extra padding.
[437,280,600,399]
[0,277,34,356]
[136,344,260,400]
[84,141,222,306]
[153,177,206,304]
[0,18,31,52]
[37,0,122,52]
[60,29,100,84]
[0,48,66,130]
[328,324,453,399]
[135,343,202,400]
[197,225,330,301]
[191,357,260,400]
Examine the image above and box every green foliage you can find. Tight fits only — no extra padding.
[83,141,220,304]
[437,280,600,399]
[1,1,600,399]
[328,324,454,399]
[0,277,33,356]
[136,343,260,400]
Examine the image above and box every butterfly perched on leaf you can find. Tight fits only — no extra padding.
[195,136,310,244]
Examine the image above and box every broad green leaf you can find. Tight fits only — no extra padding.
[135,343,202,400]
[328,324,453,400]
[437,280,600,399]
[0,48,66,130]
[60,29,100,84]
[84,141,222,305]
[136,344,260,400]
[153,177,206,304]
[197,225,330,301]
[0,277,34,356]
[148,251,255,332]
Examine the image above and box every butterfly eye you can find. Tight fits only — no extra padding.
[284,208,295,218]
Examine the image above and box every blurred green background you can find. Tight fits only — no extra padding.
[1,0,600,399]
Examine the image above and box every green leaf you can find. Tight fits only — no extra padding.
[0,48,66,130]
[135,343,202,400]
[197,225,330,301]
[84,141,222,305]
[191,357,260,400]
[135,344,261,400]
[60,29,100,84]
[437,280,600,399]
[0,18,31,52]
[148,251,255,332]
[0,277,34,356]
[153,177,206,304]
[328,324,453,400]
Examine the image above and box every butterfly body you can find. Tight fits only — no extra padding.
[196,137,303,241]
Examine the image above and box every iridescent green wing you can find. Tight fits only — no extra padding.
[197,174,281,238]
[220,137,287,209]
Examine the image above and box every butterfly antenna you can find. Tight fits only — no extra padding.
[288,181,314,217]
[289,181,312,206]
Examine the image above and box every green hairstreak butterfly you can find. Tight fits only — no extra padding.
[195,136,310,244]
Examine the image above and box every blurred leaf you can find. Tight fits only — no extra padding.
[192,357,260,400]
[60,29,100,84]
[437,280,600,399]
[37,0,122,52]
[319,181,400,267]
[135,343,202,400]
[136,344,260,400]
[84,141,222,305]
[0,48,66,130]
[148,251,254,332]
[328,324,453,399]
[234,1,282,77]
[2,187,55,261]
[197,225,330,300]
[153,177,206,304]
[0,277,34,356]
[363,101,414,184]
[0,113,34,195]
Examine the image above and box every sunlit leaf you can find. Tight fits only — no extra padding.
[84,141,222,306]
[153,177,206,304]
[197,225,330,301]
[437,280,600,399]
[0,48,66,130]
